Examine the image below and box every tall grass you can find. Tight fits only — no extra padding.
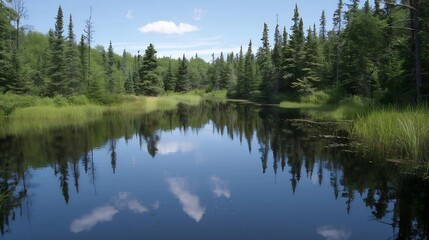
[353,108,429,169]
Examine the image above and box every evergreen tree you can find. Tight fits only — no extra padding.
[244,40,258,96]
[48,5,67,96]
[333,0,344,85]
[176,54,190,92]
[257,23,274,100]
[78,35,87,89]
[272,23,282,93]
[235,45,246,98]
[293,27,322,95]
[65,14,80,95]
[139,44,163,96]
[319,10,327,42]
[106,41,114,93]
[121,49,133,94]
[164,58,176,92]
[0,1,15,92]
[288,6,306,93]
[218,52,230,89]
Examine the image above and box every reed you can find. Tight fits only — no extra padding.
[353,107,429,168]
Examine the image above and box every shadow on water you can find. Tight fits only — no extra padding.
[0,100,428,239]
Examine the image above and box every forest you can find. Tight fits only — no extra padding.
[0,0,428,107]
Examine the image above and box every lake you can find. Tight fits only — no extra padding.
[1,101,428,239]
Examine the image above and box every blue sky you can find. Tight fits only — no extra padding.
[24,0,339,60]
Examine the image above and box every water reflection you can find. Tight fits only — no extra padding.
[316,225,351,240]
[70,192,150,233]
[210,176,230,199]
[166,178,205,222]
[0,100,428,239]
[157,141,195,155]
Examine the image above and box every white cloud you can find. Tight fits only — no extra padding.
[70,206,119,233]
[70,192,152,233]
[138,21,198,34]
[166,178,205,222]
[317,226,351,240]
[210,176,231,198]
[157,142,195,155]
[126,10,133,20]
[193,8,204,21]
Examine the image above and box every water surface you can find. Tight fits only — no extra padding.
[1,101,428,239]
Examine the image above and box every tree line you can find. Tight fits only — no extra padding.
[0,0,428,104]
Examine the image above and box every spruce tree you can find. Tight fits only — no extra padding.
[65,15,80,95]
[257,23,274,100]
[319,10,327,42]
[244,40,258,96]
[48,5,67,96]
[139,44,163,96]
[78,35,87,89]
[107,41,114,93]
[272,23,283,93]
[164,58,176,92]
[176,54,190,92]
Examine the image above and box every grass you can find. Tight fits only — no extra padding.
[0,93,204,136]
[353,107,429,170]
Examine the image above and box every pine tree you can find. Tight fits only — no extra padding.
[218,52,230,89]
[107,41,114,93]
[293,27,322,95]
[78,35,87,89]
[272,23,282,93]
[244,40,258,96]
[289,6,306,93]
[333,0,344,85]
[164,58,176,92]
[257,23,274,100]
[65,15,80,95]
[121,49,133,94]
[319,10,327,42]
[235,45,246,97]
[0,1,14,92]
[48,5,67,96]
[139,44,163,96]
[176,54,190,92]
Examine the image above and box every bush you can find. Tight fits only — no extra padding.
[53,95,69,107]
[68,95,91,105]
[301,91,330,104]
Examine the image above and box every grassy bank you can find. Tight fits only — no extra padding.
[353,107,429,169]
[0,93,203,136]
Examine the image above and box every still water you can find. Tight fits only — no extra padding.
[1,101,428,239]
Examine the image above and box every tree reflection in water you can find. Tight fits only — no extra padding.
[0,100,428,239]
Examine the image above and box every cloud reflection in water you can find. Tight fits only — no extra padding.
[70,192,150,233]
[166,178,205,222]
[210,176,231,199]
[317,225,351,240]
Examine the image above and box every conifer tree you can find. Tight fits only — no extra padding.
[78,35,87,89]
[272,23,282,93]
[164,58,176,92]
[257,23,274,100]
[65,15,80,94]
[139,44,163,96]
[319,10,327,42]
[48,6,67,96]
[107,41,114,93]
[176,54,190,92]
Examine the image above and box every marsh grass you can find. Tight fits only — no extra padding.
[354,107,429,169]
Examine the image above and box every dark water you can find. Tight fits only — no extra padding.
[1,101,428,240]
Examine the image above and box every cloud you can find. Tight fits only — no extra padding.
[70,192,152,233]
[157,142,195,155]
[210,176,231,198]
[126,10,133,20]
[70,206,119,233]
[138,21,198,35]
[166,178,205,222]
[317,226,351,240]
[193,8,204,21]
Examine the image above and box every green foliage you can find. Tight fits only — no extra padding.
[176,54,191,92]
[354,108,429,165]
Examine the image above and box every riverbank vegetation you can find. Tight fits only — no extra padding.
[1,1,429,171]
